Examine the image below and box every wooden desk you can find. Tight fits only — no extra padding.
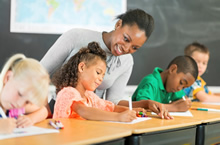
[3,102,220,145]
[191,102,220,124]
[0,119,132,145]
[85,115,201,145]
[190,102,220,123]
[191,102,220,145]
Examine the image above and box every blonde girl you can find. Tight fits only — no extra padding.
[0,54,50,134]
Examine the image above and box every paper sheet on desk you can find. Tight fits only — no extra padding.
[105,117,151,124]
[202,102,220,105]
[0,126,59,140]
[151,110,193,117]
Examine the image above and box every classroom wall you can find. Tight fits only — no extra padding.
[1,0,220,86]
[127,0,220,86]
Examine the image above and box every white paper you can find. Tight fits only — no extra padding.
[152,110,193,117]
[105,117,151,124]
[0,126,59,140]
[202,102,220,105]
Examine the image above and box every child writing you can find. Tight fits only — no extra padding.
[184,42,220,102]
[132,55,198,112]
[52,42,143,122]
[0,54,50,134]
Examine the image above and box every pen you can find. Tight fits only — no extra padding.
[0,107,7,118]
[55,120,64,129]
[182,96,186,101]
[49,121,59,129]
[191,108,220,112]
[9,108,25,118]
[129,96,132,110]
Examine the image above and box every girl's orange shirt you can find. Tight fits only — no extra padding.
[53,87,115,119]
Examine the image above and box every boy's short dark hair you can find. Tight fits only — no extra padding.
[167,55,198,80]
[184,42,209,56]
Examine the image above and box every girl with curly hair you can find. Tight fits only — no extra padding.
[52,42,144,122]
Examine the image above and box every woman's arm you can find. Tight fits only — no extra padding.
[106,65,133,104]
[72,102,136,122]
[40,30,75,75]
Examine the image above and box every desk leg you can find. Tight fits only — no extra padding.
[125,135,142,145]
[196,124,205,145]
[95,138,125,145]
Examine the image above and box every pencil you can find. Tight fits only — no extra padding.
[129,96,132,110]
[191,108,220,112]
[49,121,59,129]
[0,107,7,118]
[182,96,186,101]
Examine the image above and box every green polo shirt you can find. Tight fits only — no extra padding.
[132,67,185,104]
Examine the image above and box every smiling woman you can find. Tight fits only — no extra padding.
[103,22,147,56]
[40,9,154,109]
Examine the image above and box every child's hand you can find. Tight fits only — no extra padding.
[132,107,147,115]
[183,96,192,109]
[118,110,136,122]
[0,118,16,134]
[16,115,33,128]
[171,97,192,111]
[147,100,173,119]
[157,107,173,120]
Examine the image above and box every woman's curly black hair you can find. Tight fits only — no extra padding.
[52,41,106,93]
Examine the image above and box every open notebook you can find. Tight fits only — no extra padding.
[152,110,193,117]
[105,117,152,124]
[0,126,59,140]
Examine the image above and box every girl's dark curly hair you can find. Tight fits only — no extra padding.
[52,41,107,93]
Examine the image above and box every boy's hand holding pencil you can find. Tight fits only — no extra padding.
[171,96,191,111]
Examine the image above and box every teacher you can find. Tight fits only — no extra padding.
[41,8,154,105]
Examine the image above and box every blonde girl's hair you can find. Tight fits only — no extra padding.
[0,54,50,107]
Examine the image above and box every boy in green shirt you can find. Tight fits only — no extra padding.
[132,55,198,112]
